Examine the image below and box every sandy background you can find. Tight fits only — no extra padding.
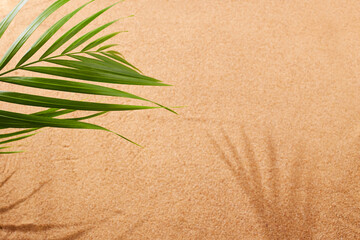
[1,0,360,239]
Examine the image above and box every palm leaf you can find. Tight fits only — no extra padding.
[0,151,24,154]
[0,109,108,130]
[0,128,38,139]
[17,0,93,66]
[0,76,147,100]
[0,91,158,111]
[0,0,175,153]
[0,133,37,145]
[0,77,176,113]
[101,51,142,73]
[62,19,118,54]
[0,108,106,154]
[0,0,28,39]
[97,44,118,51]
[68,53,147,79]
[0,108,74,154]
[0,110,141,146]
[82,31,123,52]
[0,0,70,70]
[49,54,158,81]
[40,2,119,59]
[21,65,169,86]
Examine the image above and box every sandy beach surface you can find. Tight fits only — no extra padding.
[1,0,360,239]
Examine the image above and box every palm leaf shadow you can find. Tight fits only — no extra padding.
[0,171,91,239]
[209,128,317,239]
[0,170,144,240]
[331,188,360,238]
[0,181,48,215]
[116,218,147,240]
[0,171,16,189]
[334,133,360,238]
[51,228,92,240]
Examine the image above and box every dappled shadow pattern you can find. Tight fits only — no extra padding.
[209,128,318,239]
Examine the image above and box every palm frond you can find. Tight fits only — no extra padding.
[40,1,118,59]
[17,0,93,66]
[0,0,70,70]
[0,0,28,40]
[97,44,119,52]
[81,31,124,52]
[0,0,175,154]
[62,19,119,54]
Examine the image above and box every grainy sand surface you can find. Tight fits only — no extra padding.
[1,0,360,239]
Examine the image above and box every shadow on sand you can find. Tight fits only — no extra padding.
[0,169,149,240]
[209,127,318,239]
[0,171,93,240]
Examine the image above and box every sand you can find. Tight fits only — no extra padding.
[1,0,360,239]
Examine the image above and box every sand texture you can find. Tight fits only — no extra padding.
[1,0,360,239]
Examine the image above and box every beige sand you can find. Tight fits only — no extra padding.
[1,0,360,239]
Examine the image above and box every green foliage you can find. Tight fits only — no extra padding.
[0,0,174,154]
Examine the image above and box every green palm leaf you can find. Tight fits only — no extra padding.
[62,19,119,54]
[82,31,123,52]
[0,0,175,153]
[0,0,28,39]
[21,66,169,86]
[0,0,70,70]
[0,91,158,111]
[0,76,147,99]
[0,110,140,146]
[0,108,105,153]
[0,151,24,154]
[0,133,37,145]
[17,0,93,66]
[0,128,38,139]
[49,54,158,81]
[97,44,119,51]
[0,109,106,129]
[100,51,142,73]
[40,2,119,59]
[0,77,176,113]
[68,53,147,79]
